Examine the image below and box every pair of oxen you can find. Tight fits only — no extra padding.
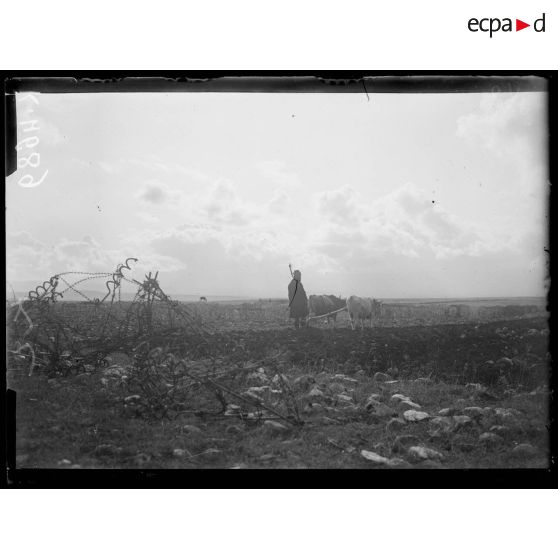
[308,294,382,330]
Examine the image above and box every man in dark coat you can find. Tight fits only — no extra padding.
[288,269,309,328]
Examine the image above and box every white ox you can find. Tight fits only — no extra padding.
[346,295,383,330]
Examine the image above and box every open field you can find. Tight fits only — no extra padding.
[8,296,550,471]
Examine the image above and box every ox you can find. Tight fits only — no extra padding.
[308,295,346,328]
[346,295,382,330]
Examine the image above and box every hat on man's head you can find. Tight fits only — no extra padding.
[293,270,301,280]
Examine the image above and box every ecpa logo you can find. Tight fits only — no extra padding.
[468,13,546,37]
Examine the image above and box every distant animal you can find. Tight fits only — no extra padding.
[199,296,207,302]
[346,295,383,330]
[308,295,346,327]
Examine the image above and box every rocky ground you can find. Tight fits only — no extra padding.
[10,316,550,470]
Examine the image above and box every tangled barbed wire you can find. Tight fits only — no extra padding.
[7,258,211,379]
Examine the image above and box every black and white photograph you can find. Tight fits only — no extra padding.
[5,75,551,476]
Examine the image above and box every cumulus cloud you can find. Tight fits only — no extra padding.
[6,231,121,280]
[317,185,360,225]
[312,182,508,268]
[137,179,180,205]
[456,93,547,162]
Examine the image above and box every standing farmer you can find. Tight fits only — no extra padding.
[288,269,309,329]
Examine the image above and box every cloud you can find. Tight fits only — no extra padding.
[137,179,180,205]
[311,182,509,268]
[456,93,546,161]
[316,185,359,225]
[6,231,123,281]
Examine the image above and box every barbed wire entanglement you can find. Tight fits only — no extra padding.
[7,258,212,379]
[6,259,304,424]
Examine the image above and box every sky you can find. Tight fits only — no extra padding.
[6,88,549,299]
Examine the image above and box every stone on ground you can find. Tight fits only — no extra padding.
[403,410,430,422]
[408,445,444,462]
[361,450,389,464]
[263,420,290,434]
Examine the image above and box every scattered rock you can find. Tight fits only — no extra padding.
[408,446,444,462]
[230,463,249,469]
[182,425,202,435]
[393,435,421,453]
[399,400,422,411]
[259,453,275,461]
[465,382,484,391]
[172,448,187,457]
[403,410,430,422]
[334,374,358,384]
[482,407,496,418]
[225,404,241,416]
[391,394,410,402]
[367,393,381,400]
[494,408,522,423]
[438,408,456,417]
[479,432,504,446]
[124,395,141,404]
[361,450,390,464]
[461,407,484,419]
[336,394,353,404]
[386,418,407,433]
[263,420,290,434]
[308,386,325,399]
[70,464,82,469]
[384,380,400,384]
[373,372,391,382]
[57,459,72,466]
[511,443,538,458]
